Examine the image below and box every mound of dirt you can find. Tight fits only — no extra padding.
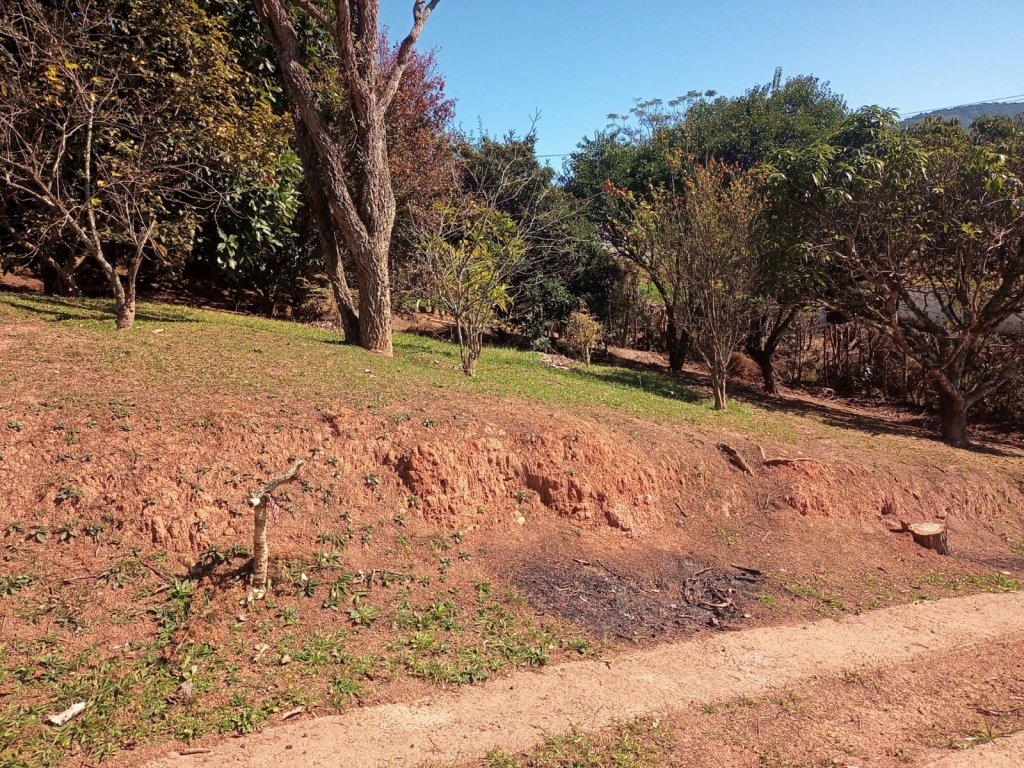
[386,423,666,535]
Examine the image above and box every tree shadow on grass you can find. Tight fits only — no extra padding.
[1,293,200,325]
[600,347,1023,457]
[568,364,705,405]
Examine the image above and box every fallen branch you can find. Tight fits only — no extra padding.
[698,598,733,610]
[764,457,820,468]
[717,444,752,474]
[730,564,762,577]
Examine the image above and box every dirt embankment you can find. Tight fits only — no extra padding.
[3,385,1023,573]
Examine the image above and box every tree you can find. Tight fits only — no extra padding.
[253,0,442,355]
[612,162,764,409]
[565,75,848,387]
[564,100,699,370]
[417,200,525,376]
[457,129,596,347]
[768,109,1024,445]
[0,0,266,328]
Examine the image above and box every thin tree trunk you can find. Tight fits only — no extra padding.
[39,254,82,296]
[746,307,798,395]
[712,374,727,410]
[294,121,360,342]
[252,499,269,589]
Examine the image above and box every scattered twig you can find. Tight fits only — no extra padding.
[142,560,174,583]
[730,564,763,576]
[698,598,733,610]
[280,706,305,721]
[179,748,212,756]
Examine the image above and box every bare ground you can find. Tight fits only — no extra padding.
[3,297,1024,767]
[139,591,1024,768]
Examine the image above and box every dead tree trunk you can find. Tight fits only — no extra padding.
[248,458,305,590]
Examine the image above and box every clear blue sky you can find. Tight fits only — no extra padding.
[380,0,1024,166]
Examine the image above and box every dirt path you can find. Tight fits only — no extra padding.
[927,731,1024,767]
[141,591,1024,768]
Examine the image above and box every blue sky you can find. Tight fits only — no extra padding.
[380,1,1024,165]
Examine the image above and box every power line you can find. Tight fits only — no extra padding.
[897,92,1024,118]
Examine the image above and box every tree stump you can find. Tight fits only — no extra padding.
[908,521,949,555]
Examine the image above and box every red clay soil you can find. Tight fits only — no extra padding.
[3,308,1024,768]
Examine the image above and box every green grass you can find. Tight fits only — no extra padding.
[480,717,673,768]
[0,561,577,768]
[0,293,793,439]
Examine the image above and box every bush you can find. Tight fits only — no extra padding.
[563,305,603,365]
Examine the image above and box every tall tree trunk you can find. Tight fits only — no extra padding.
[355,237,394,354]
[666,317,689,372]
[938,389,969,447]
[253,0,439,358]
[294,122,360,342]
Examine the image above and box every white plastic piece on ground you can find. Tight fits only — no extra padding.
[46,702,86,726]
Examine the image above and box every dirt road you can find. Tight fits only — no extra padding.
[141,591,1024,768]
[927,732,1024,767]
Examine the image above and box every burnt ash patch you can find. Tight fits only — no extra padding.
[511,553,761,640]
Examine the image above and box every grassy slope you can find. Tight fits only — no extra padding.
[0,294,786,437]
[1,294,1022,768]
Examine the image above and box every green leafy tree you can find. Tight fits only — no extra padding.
[0,0,274,328]
[417,200,525,376]
[565,74,847,387]
[767,109,1024,445]
[610,162,764,409]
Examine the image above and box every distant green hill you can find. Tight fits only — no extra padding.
[901,101,1024,127]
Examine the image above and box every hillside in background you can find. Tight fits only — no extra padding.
[901,100,1024,126]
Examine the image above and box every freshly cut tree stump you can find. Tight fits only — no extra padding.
[907,521,949,555]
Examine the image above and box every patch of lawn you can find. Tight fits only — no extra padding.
[0,293,793,439]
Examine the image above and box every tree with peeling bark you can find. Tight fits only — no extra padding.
[0,0,261,329]
[768,109,1024,446]
[253,0,442,355]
